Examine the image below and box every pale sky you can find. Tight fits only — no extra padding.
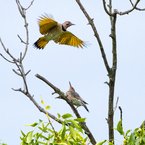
[0,0,145,145]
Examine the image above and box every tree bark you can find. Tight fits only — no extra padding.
[108,13,117,143]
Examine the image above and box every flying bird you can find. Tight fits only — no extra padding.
[34,14,85,49]
[66,82,89,112]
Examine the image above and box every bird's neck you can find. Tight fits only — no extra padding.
[62,25,66,31]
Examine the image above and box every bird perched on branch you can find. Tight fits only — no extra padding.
[66,82,89,112]
[34,14,85,49]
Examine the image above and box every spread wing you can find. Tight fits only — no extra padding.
[54,31,85,48]
[38,15,58,35]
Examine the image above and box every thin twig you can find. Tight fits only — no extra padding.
[25,0,35,10]
[25,70,31,76]
[19,89,64,124]
[0,53,14,63]
[129,0,145,11]
[12,69,21,76]
[118,106,122,120]
[114,97,119,112]
[108,0,113,23]
[0,38,18,62]
[16,0,34,61]
[102,0,114,16]
[115,0,141,15]
[17,35,27,44]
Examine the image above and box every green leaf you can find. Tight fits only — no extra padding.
[21,130,26,137]
[69,126,77,140]
[59,124,66,140]
[96,140,107,145]
[26,122,38,127]
[67,119,82,132]
[109,142,114,145]
[45,105,51,110]
[39,119,43,123]
[117,120,124,135]
[62,113,73,119]
[41,99,45,105]
[125,129,131,136]
[128,132,136,144]
[74,118,86,123]
[26,131,33,143]
[57,113,61,118]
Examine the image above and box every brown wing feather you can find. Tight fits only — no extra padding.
[54,31,85,48]
[38,15,58,35]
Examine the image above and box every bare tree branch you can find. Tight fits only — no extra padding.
[119,106,122,121]
[0,38,18,62]
[12,69,21,76]
[25,70,31,76]
[0,53,14,63]
[103,0,144,16]
[15,0,34,61]
[129,0,145,11]
[107,11,117,143]
[75,0,110,74]
[25,0,35,10]
[16,87,64,124]
[115,0,141,15]
[17,35,27,45]
[102,0,114,16]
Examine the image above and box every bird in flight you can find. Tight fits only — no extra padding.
[34,14,85,49]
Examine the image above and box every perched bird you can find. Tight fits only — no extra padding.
[34,14,85,49]
[66,82,89,112]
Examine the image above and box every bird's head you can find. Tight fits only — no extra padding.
[69,81,75,92]
[62,21,75,30]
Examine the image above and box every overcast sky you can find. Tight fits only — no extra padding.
[0,0,145,144]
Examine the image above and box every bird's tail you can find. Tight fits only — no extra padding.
[34,37,49,49]
[83,104,89,112]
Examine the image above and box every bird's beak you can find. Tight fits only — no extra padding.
[71,23,75,26]
[69,81,72,87]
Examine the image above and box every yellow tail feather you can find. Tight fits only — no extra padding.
[34,37,49,49]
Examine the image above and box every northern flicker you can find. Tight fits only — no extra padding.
[34,14,85,49]
[66,82,89,112]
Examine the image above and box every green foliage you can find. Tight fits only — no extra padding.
[122,128,145,145]
[116,120,124,135]
[115,120,145,145]
[20,99,145,145]
[0,142,7,145]
[20,114,88,145]
[96,140,107,145]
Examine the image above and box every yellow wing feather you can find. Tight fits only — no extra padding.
[54,31,85,48]
[38,15,58,35]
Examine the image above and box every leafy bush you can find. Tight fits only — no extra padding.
[20,114,88,145]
